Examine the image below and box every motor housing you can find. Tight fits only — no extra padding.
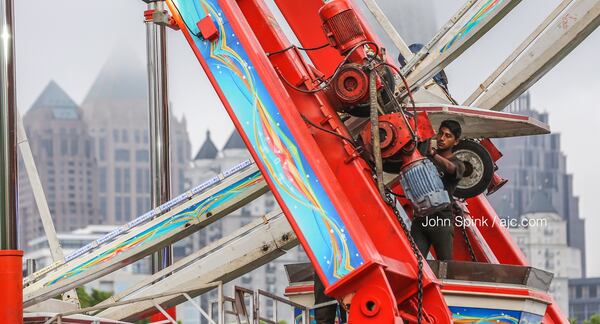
[400,159,451,216]
[319,0,367,55]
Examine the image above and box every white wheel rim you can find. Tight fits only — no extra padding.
[454,149,485,189]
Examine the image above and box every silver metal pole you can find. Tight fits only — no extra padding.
[0,0,17,250]
[26,258,36,276]
[145,0,172,273]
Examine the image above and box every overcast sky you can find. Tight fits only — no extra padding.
[13,0,600,276]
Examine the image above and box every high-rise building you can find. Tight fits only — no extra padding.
[182,130,307,324]
[81,51,191,225]
[569,277,600,322]
[353,0,438,61]
[19,81,101,251]
[509,192,582,316]
[489,92,586,276]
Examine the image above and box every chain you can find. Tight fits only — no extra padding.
[461,224,477,262]
[384,189,423,324]
[454,202,477,262]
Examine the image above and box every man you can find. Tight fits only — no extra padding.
[313,121,464,323]
[411,120,465,261]
[314,274,345,324]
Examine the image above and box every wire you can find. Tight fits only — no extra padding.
[278,41,380,94]
[387,190,406,198]
[300,114,358,149]
[267,43,331,57]
[440,84,459,105]
[277,69,328,94]
[375,62,419,141]
[168,1,201,38]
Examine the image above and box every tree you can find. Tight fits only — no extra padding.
[75,287,112,308]
[583,314,600,324]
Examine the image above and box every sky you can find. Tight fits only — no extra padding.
[13,1,600,275]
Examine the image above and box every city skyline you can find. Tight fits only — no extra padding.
[11,0,599,277]
[489,92,586,276]
[18,53,191,253]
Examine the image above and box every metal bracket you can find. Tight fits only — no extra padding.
[144,8,180,30]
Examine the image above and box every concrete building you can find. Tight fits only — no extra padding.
[19,81,101,251]
[489,92,587,276]
[180,130,308,324]
[508,192,582,317]
[569,277,600,322]
[81,51,191,226]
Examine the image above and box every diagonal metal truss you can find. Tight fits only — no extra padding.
[24,161,268,307]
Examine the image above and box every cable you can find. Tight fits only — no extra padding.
[300,114,358,149]
[279,41,380,94]
[387,190,406,199]
[277,69,328,94]
[375,62,419,141]
[168,1,201,38]
[440,85,459,105]
[267,43,331,57]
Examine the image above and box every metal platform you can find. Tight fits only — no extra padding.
[415,104,550,138]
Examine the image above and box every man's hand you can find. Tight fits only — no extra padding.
[426,140,437,157]
[430,151,457,175]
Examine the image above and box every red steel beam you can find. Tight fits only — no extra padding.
[167,0,452,321]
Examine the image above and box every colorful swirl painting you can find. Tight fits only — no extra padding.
[45,171,263,286]
[440,0,504,53]
[450,306,543,324]
[171,0,363,284]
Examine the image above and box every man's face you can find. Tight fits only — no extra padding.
[436,126,458,151]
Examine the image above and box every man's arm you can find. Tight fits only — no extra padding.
[430,153,458,175]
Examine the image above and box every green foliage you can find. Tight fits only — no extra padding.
[583,314,600,324]
[75,287,112,308]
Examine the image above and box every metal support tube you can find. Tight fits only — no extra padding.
[17,113,63,259]
[26,258,36,276]
[152,301,177,324]
[146,0,172,273]
[218,283,224,324]
[183,293,216,324]
[0,0,17,251]
[17,112,80,305]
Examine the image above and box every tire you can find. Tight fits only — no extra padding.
[453,140,494,199]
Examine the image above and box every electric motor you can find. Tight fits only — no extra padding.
[319,0,367,55]
[400,159,451,216]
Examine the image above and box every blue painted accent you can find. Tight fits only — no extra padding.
[172,0,363,284]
